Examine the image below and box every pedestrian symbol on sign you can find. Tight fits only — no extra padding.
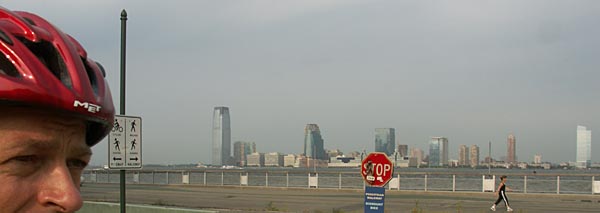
[113,138,120,151]
[131,120,136,132]
[130,139,137,150]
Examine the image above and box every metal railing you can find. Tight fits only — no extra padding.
[82,170,600,195]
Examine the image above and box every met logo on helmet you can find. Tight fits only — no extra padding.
[73,100,101,113]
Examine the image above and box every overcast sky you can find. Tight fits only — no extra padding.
[3,1,599,165]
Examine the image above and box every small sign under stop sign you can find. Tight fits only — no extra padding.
[361,152,394,187]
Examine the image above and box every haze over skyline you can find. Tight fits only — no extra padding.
[4,1,598,165]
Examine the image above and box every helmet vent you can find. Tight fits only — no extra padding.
[22,17,36,26]
[82,58,98,96]
[0,30,13,45]
[18,37,72,89]
[0,55,20,78]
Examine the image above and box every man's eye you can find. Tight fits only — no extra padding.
[67,159,88,169]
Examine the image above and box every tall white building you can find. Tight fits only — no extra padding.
[534,154,542,164]
[576,125,592,168]
[212,106,231,165]
[458,145,469,166]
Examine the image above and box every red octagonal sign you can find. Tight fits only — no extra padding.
[361,152,394,187]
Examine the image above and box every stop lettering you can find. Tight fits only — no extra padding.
[361,152,394,187]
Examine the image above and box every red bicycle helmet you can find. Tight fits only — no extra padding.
[0,6,115,146]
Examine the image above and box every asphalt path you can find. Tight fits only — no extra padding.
[81,183,600,212]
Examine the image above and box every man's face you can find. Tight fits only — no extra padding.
[0,107,90,212]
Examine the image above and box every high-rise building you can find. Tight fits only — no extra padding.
[410,148,424,167]
[246,152,264,167]
[304,124,327,160]
[507,134,516,164]
[470,145,479,168]
[212,106,231,165]
[375,128,395,156]
[459,145,469,166]
[534,154,542,164]
[264,152,284,167]
[576,125,592,168]
[397,144,408,157]
[233,141,256,166]
[429,137,449,167]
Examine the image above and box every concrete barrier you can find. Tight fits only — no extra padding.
[79,201,217,213]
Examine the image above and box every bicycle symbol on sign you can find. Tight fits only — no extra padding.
[113,119,124,132]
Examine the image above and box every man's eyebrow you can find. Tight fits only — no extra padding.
[8,139,59,151]
[71,145,93,157]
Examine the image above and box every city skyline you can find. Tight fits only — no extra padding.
[5,2,598,166]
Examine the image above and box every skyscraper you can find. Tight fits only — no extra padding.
[507,134,516,164]
[233,141,256,166]
[410,148,424,167]
[429,137,449,167]
[375,128,395,156]
[304,124,327,160]
[459,145,469,166]
[470,145,479,168]
[212,106,231,165]
[397,144,408,157]
[576,125,592,168]
[534,154,542,164]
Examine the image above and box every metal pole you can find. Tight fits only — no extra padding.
[593,176,595,195]
[452,175,456,192]
[592,176,595,195]
[524,176,527,193]
[488,141,491,175]
[286,172,289,188]
[397,173,400,191]
[119,9,128,213]
[482,175,484,192]
[557,176,560,194]
[265,172,269,187]
[338,173,341,189]
[424,174,428,191]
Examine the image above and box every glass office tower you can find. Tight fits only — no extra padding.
[375,128,396,156]
[212,106,231,165]
[304,124,326,160]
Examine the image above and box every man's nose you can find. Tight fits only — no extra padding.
[37,164,83,212]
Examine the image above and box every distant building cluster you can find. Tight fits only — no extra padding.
[211,107,593,169]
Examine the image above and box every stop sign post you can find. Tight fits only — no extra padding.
[361,152,394,187]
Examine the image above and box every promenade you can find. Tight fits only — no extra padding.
[81,183,600,212]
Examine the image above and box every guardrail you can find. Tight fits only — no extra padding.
[82,170,600,195]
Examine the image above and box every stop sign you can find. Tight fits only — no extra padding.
[361,152,394,187]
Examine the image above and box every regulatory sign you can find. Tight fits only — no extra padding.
[364,186,385,212]
[361,152,394,187]
[108,115,142,169]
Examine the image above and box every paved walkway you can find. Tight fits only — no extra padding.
[81,183,600,212]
